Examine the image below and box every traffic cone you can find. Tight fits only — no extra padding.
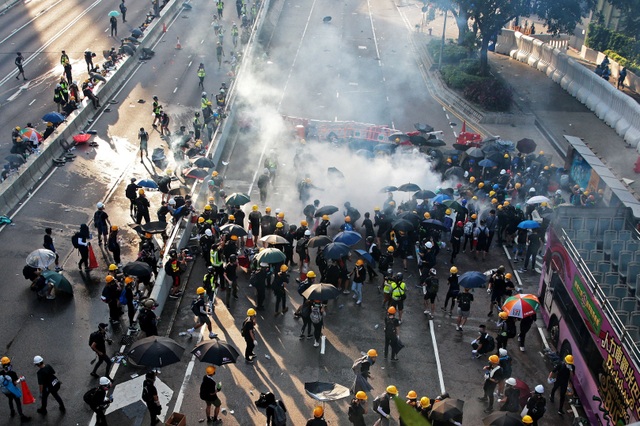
[88,245,99,269]
[176,37,182,50]
[21,380,35,405]
[299,261,309,281]
[163,22,167,33]
[246,232,254,248]
[635,156,640,173]
[461,120,467,133]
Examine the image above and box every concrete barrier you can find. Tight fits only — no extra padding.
[495,30,516,56]
[527,38,543,68]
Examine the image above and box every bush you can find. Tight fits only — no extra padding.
[463,79,513,111]
[586,23,640,68]
[441,65,485,90]
[428,39,469,64]
[603,50,640,74]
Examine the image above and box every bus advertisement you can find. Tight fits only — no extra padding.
[539,225,640,425]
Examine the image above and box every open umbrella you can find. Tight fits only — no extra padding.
[259,234,289,245]
[127,336,184,368]
[486,151,506,164]
[459,271,487,288]
[442,199,464,212]
[502,294,540,318]
[430,398,464,423]
[392,219,414,233]
[414,189,436,199]
[5,154,26,166]
[220,224,248,237]
[379,186,398,193]
[322,15,332,22]
[465,147,485,158]
[409,134,429,146]
[72,133,92,144]
[513,378,531,407]
[424,138,446,147]
[397,212,421,228]
[308,235,333,248]
[304,382,351,402]
[353,249,374,265]
[478,159,497,168]
[443,167,464,180]
[41,270,73,294]
[225,192,251,206]
[129,221,167,235]
[314,205,339,217]
[191,339,240,365]
[20,128,43,144]
[327,167,344,180]
[516,138,536,154]
[517,220,540,229]
[422,219,448,231]
[322,242,351,260]
[193,157,215,168]
[414,123,434,132]
[388,132,410,143]
[333,231,361,246]
[137,179,158,189]
[168,186,190,196]
[123,261,153,278]
[483,411,522,426]
[108,10,120,16]
[302,283,341,300]
[373,144,395,153]
[397,183,421,192]
[453,143,470,151]
[432,194,451,204]
[184,167,209,180]
[255,248,287,264]
[355,149,375,159]
[42,112,65,124]
[26,249,57,269]
[526,195,550,205]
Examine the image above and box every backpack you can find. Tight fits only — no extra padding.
[484,335,495,352]
[373,394,383,411]
[71,232,81,249]
[83,387,98,407]
[118,288,127,305]
[270,402,286,426]
[528,394,546,416]
[0,375,12,395]
[191,299,202,316]
[427,278,439,295]
[458,293,472,311]
[93,210,105,227]
[310,305,322,324]
[463,221,474,235]
[241,318,252,337]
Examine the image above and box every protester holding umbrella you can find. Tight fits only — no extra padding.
[351,349,376,394]
[199,366,222,423]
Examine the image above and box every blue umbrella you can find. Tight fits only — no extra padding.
[137,179,158,189]
[334,231,362,246]
[373,144,396,153]
[354,249,374,265]
[459,271,487,289]
[518,220,540,229]
[478,159,497,168]
[42,112,65,124]
[432,194,451,204]
[322,242,351,260]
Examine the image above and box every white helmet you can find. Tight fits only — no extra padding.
[275,209,281,214]
[201,91,207,97]
[426,242,433,249]
[529,187,536,192]
[534,385,544,394]
[96,202,105,209]
[500,169,506,175]
[205,229,213,237]
[168,198,176,205]
[259,262,269,267]
[99,377,112,386]
[304,230,311,236]
[429,268,436,275]
[505,377,516,386]
[499,348,508,356]
[556,189,562,195]
[33,355,43,364]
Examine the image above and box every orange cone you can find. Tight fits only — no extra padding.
[163,22,167,33]
[299,261,309,281]
[21,380,35,405]
[88,245,99,269]
[176,37,182,50]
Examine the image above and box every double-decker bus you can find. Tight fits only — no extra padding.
[539,206,640,425]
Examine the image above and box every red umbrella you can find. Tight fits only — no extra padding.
[73,133,92,143]
[514,378,531,408]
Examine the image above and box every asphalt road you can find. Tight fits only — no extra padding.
[0,0,572,425]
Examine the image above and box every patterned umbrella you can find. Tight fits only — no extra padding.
[20,128,43,144]
[502,294,540,318]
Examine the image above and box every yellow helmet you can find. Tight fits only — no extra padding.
[322,215,329,221]
[489,191,496,197]
[105,275,115,283]
[277,212,285,219]
[478,182,485,188]
[306,271,316,278]
[208,197,215,203]
[138,189,145,195]
[300,220,308,226]
[491,198,498,204]
[445,209,452,215]
[469,176,476,183]
[539,150,544,155]
[541,201,548,207]
[503,201,510,206]
[367,349,378,357]
[247,308,256,316]
[489,355,500,364]
[471,214,477,220]
[204,205,212,211]
[565,354,574,364]
[450,266,458,274]
[197,287,206,295]
[356,259,364,266]
[374,206,380,211]
[345,216,351,222]
[252,204,259,211]
[355,391,368,400]
[124,277,134,284]
[423,212,431,219]
[109,264,118,271]
[499,311,508,319]
[497,205,503,210]
[228,215,235,221]
[504,153,509,158]
[265,207,272,213]
[276,222,284,228]
[212,171,219,177]
[198,217,205,223]
[505,273,512,279]
[420,397,430,408]
[522,415,533,424]
[280,264,289,272]
[387,246,394,252]
[145,232,152,239]
[386,385,398,395]
[515,182,522,189]
[406,390,417,399]
[472,196,478,200]
[230,235,238,241]
[313,406,323,418]
[387,306,396,314]
[1,356,11,365]
[206,365,216,375]
[543,165,549,170]
[111,225,118,231]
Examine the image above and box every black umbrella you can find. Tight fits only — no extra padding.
[397,212,421,227]
[123,261,153,278]
[486,151,506,164]
[322,242,351,260]
[127,336,184,368]
[380,186,398,193]
[414,189,436,199]
[129,221,168,235]
[322,16,332,22]
[168,186,191,196]
[424,138,446,147]
[430,398,464,423]
[302,283,341,300]
[442,199,464,212]
[191,339,240,365]
[314,205,339,217]
[409,134,429,146]
[422,219,448,231]
[453,143,470,151]
[443,167,465,179]
[443,149,462,156]
[304,382,351,402]
[388,132,409,143]
[183,167,209,180]
[5,154,26,166]
[483,411,522,426]
[327,167,344,179]
[193,157,215,168]
[308,235,333,248]
[414,123,434,133]
[397,183,421,192]
[516,138,536,154]
[220,224,248,237]
[392,219,415,232]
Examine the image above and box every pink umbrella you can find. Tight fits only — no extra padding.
[73,133,92,144]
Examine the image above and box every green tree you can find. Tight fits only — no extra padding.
[430,0,473,45]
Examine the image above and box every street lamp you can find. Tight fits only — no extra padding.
[438,8,448,70]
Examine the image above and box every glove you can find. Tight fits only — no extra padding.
[472,350,478,354]
[253,340,258,346]
[487,288,492,294]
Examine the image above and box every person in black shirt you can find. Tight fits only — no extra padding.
[273,264,289,316]
[549,355,575,415]
[306,406,328,426]
[0,356,31,422]
[125,178,140,215]
[43,227,61,271]
[89,323,112,378]
[138,299,158,336]
[241,309,257,363]
[34,355,65,414]
[135,190,151,224]
[142,372,161,425]
[498,377,520,412]
[478,355,503,413]
[15,52,27,80]
[223,255,238,306]
[199,366,221,422]
[348,392,367,425]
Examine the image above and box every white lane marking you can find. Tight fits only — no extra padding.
[28,99,36,106]
[365,0,382,67]
[173,87,178,93]
[172,333,203,413]
[429,319,447,395]
[0,0,65,47]
[6,82,29,101]
[188,61,192,67]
